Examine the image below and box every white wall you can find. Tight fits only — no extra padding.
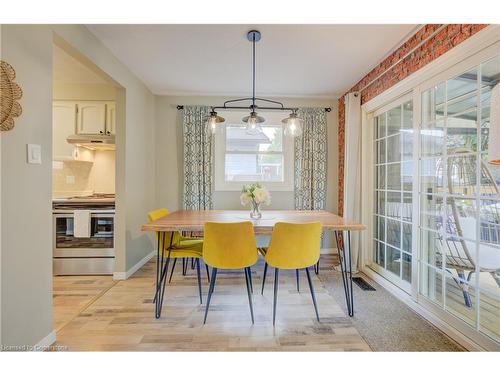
[0,24,156,348]
[53,82,116,101]
[1,25,54,348]
[154,95,338,247]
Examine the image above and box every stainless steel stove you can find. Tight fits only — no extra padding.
[53,193,115,275]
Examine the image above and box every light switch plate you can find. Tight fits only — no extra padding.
[27,144,42,164]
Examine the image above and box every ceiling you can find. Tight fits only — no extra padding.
[86,24,419,98]
[53,44,108,84]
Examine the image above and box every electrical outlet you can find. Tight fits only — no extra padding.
[66,175,75,184]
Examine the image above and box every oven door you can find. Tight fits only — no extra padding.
[53,213,115,257]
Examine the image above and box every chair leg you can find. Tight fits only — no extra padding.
[314,259,320,275]
[244,267,255,324]
[191,258,195,269]
[261,262,268,295]
[168,258,177,283]
[203,268,218,324]
[273,268,279,326]
[196,259,202,304]
[205,264,210,282]
[296,269,300,292]
[248,267,253,294]
[182,258,188,275]
[305,267,320,322]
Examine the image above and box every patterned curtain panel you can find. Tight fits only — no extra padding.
[182,106,213,210]
[294,108,328,210]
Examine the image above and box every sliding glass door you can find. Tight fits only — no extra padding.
[372,96,414,292]
[418,53,500,344]
[368,42,499,348]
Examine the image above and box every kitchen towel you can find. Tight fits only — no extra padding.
[74,210,91,238]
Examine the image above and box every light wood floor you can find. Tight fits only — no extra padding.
[51,256,371,351]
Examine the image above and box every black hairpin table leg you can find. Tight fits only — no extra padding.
[335,230,354,317]
[155,232,174,319]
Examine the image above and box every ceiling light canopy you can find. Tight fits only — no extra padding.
[206,30,304,136]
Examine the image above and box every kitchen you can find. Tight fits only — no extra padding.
[51,45,117,315]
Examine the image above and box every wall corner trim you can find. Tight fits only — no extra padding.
[113,250,155,280]
[33,330,56,351]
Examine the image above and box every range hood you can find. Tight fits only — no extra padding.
[67,134,115,150]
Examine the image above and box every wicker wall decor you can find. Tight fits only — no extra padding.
[1,60,23,131]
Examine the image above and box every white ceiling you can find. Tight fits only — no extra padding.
[86,24,419,98]
[53,44,108,84]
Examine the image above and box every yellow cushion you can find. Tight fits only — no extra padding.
[162,239,203,258]
[203,221,258,269]
[265,222,322,269]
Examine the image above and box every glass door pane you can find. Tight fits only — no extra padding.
[372,98,413,290]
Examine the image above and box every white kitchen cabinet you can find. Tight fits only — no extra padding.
[105,102,116,135]
[76,102,106,135]
[53,101,77,160]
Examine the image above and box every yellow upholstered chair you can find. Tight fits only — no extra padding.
[263,222,322,325]
[202,221,258,324]
[148,208,206,305]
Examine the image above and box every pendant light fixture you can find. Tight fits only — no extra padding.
[205,30,303,136]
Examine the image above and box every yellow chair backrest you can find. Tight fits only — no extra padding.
[203,221,258,269]
[147,208,181,247]
[265,222,322,269]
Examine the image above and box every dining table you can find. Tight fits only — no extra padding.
[141,209,366,319]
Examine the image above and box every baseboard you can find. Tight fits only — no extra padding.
[33,330,56,351]
[320,247,336,254]
[361,267,492,351]
[113,250,155,280]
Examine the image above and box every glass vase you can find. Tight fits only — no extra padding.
[250,201,262,219]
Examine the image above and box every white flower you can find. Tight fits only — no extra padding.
[253,187,271,205]
[240,192,251,206]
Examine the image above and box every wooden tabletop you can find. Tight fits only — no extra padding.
[142,210,366,234]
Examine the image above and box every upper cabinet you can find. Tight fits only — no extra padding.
[53,101,77,160]
[53,100,116,160]
[105,102,116,135]
[76,102,107,135]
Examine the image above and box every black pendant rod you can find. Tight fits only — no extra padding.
[252,32,256,110]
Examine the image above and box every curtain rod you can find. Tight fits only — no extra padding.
[176,105,331,112]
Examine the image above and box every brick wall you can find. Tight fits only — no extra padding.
[337,24,488,215]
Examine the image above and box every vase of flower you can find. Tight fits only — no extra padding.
[240,183,271,219]
[250,201,262,219]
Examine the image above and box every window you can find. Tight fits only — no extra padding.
[215,111,294,191]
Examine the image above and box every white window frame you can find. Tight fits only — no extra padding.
[214,110,294,192]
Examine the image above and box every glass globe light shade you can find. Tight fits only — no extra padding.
[282,113,303,137]
[243,112,265,134]
[206,111,225,134]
